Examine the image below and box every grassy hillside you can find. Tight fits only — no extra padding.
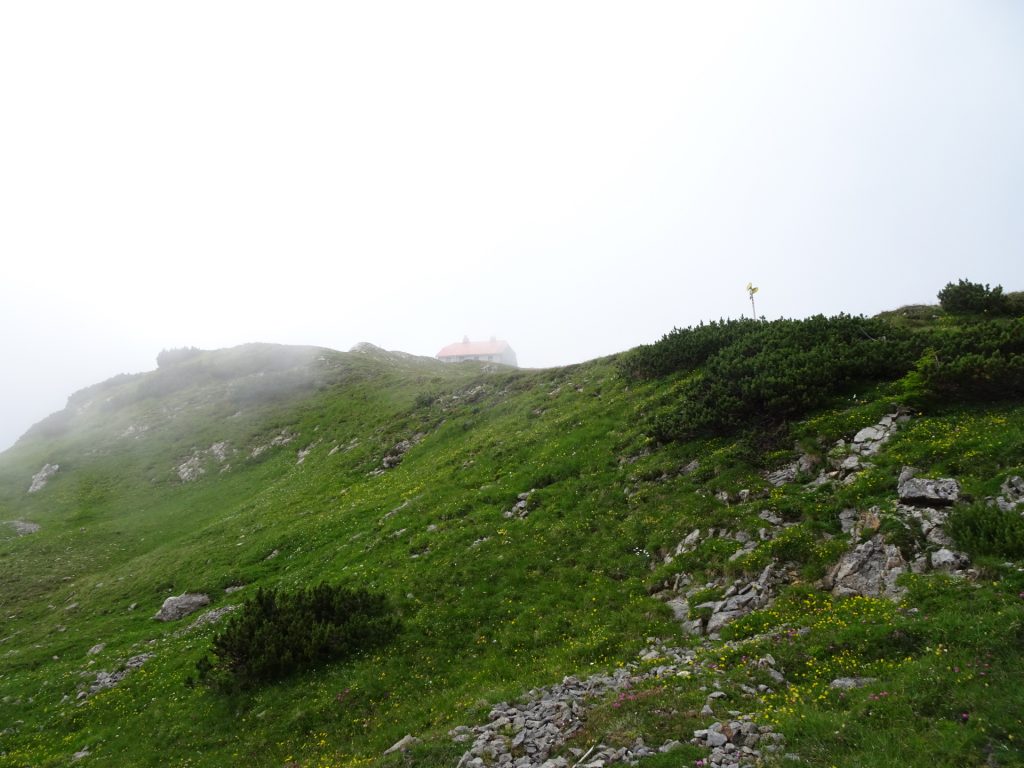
[1,310,1023,768]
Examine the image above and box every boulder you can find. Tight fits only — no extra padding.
[822,534,907,599]
[153,593,210,621]
[897,467,960,506]
[383,734,421,755]
[930,548,969,571]
[829,676,877,690]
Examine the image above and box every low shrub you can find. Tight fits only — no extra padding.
[948,502,1024,559]
[634,315,920,441]
[195,583,400,691]
[900,318,1024,405]
[937,279,1010,316]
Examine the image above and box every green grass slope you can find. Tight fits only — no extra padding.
[1,314,1023,768]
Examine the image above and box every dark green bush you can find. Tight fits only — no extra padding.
[901,318,1024,405]
[618,319,761,380]
[195,583,400,691]
[937,279,1010,316]
[634,315,920,441]
[948,502,1024,558]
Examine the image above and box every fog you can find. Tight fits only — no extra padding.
[2,1,1023,452]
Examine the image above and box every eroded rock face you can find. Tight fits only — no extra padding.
[897,467,961,506]
[153,593,210,621]
[822,535,907,599]
[28,463,59,493]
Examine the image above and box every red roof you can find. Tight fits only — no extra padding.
[437,339,512,358]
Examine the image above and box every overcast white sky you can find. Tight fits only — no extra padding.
[1,1,1023,452]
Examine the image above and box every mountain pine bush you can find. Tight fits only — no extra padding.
[937,279,1010,316]
[195,583,400,690]
[627,315,921,441]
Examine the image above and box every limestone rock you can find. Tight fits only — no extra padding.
[153,593,210,621]
[897,467,960,506]
[383,734,421,755]
[829,676,877,690]
[930,548,969,571]
[822,534,906,599]
[28,463,59,493]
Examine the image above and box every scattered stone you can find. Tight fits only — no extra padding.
[452,642,701,768]
[296,441,321,465]
[224,585,245,594]
[86,643,105,656]
[381,434,426,470]
[85,653,154,695]
[829,677,877,690]
[28,463,59,493]
[897,467,960,506]
[153,593,210,621]
[991,475,1024,512]
[503,490,536,520]
[383,734,421,755]
[251,431,297,459]
[178,605,239,635]
[72,747,90,761]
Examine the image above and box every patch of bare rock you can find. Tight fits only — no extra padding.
[450,641,785,768]
[250,431,296,459]
[78,653,154,698]
[370,433,426,475]
[28,463,59,493]
[176,441,234,482]
[4,520,40,535]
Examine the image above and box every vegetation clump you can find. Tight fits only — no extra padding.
[622,315,920,441]
[937,279,1010,316]
[195,583,400,690]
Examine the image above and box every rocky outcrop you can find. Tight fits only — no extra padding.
[153,593,210,621]
[381,434,425,470]
[176,455,205,482]
[81,653,154,697]
[452,642,707,768]
[176,442,234,482]
[671,565,789,638]
[897,467,961,506]
[780,408,913,489]
[28,463,59,493]
[503,490,536,520]
[251,432,296,459]
[822,535,908,599]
